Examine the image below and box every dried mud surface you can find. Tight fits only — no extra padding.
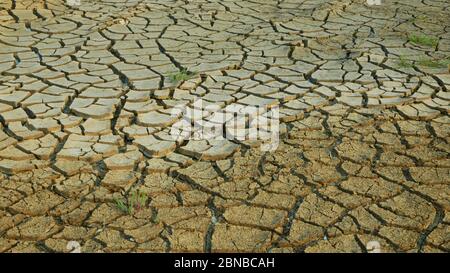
[0,0,449,252]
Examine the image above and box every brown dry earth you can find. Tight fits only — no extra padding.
[0,0,449,252]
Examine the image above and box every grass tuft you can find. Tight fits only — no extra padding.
[416,59,449,68]
[397,55,450,69]
[397,56,413,68]
[114,190,148,215]
[408,34,439,47]
[168,68,196,83]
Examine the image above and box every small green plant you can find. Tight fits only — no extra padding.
[416,59,445,68]
[115,198,130,214]
[168,68,195,83]
[417,57,450,68]
[114,190,148,215]
[408,34,439,47]
[397,56,413,68]
[397,55,450,69]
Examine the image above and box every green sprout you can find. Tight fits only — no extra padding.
[114,190,148,215]
[408,34,439,47]
[397,56,413,68]
[397,55,450,69]
[416,57,450,68]
[168,68,196,83]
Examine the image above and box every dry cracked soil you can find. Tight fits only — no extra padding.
[0,0,449,253]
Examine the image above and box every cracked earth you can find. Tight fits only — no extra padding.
[0,0,449,253]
